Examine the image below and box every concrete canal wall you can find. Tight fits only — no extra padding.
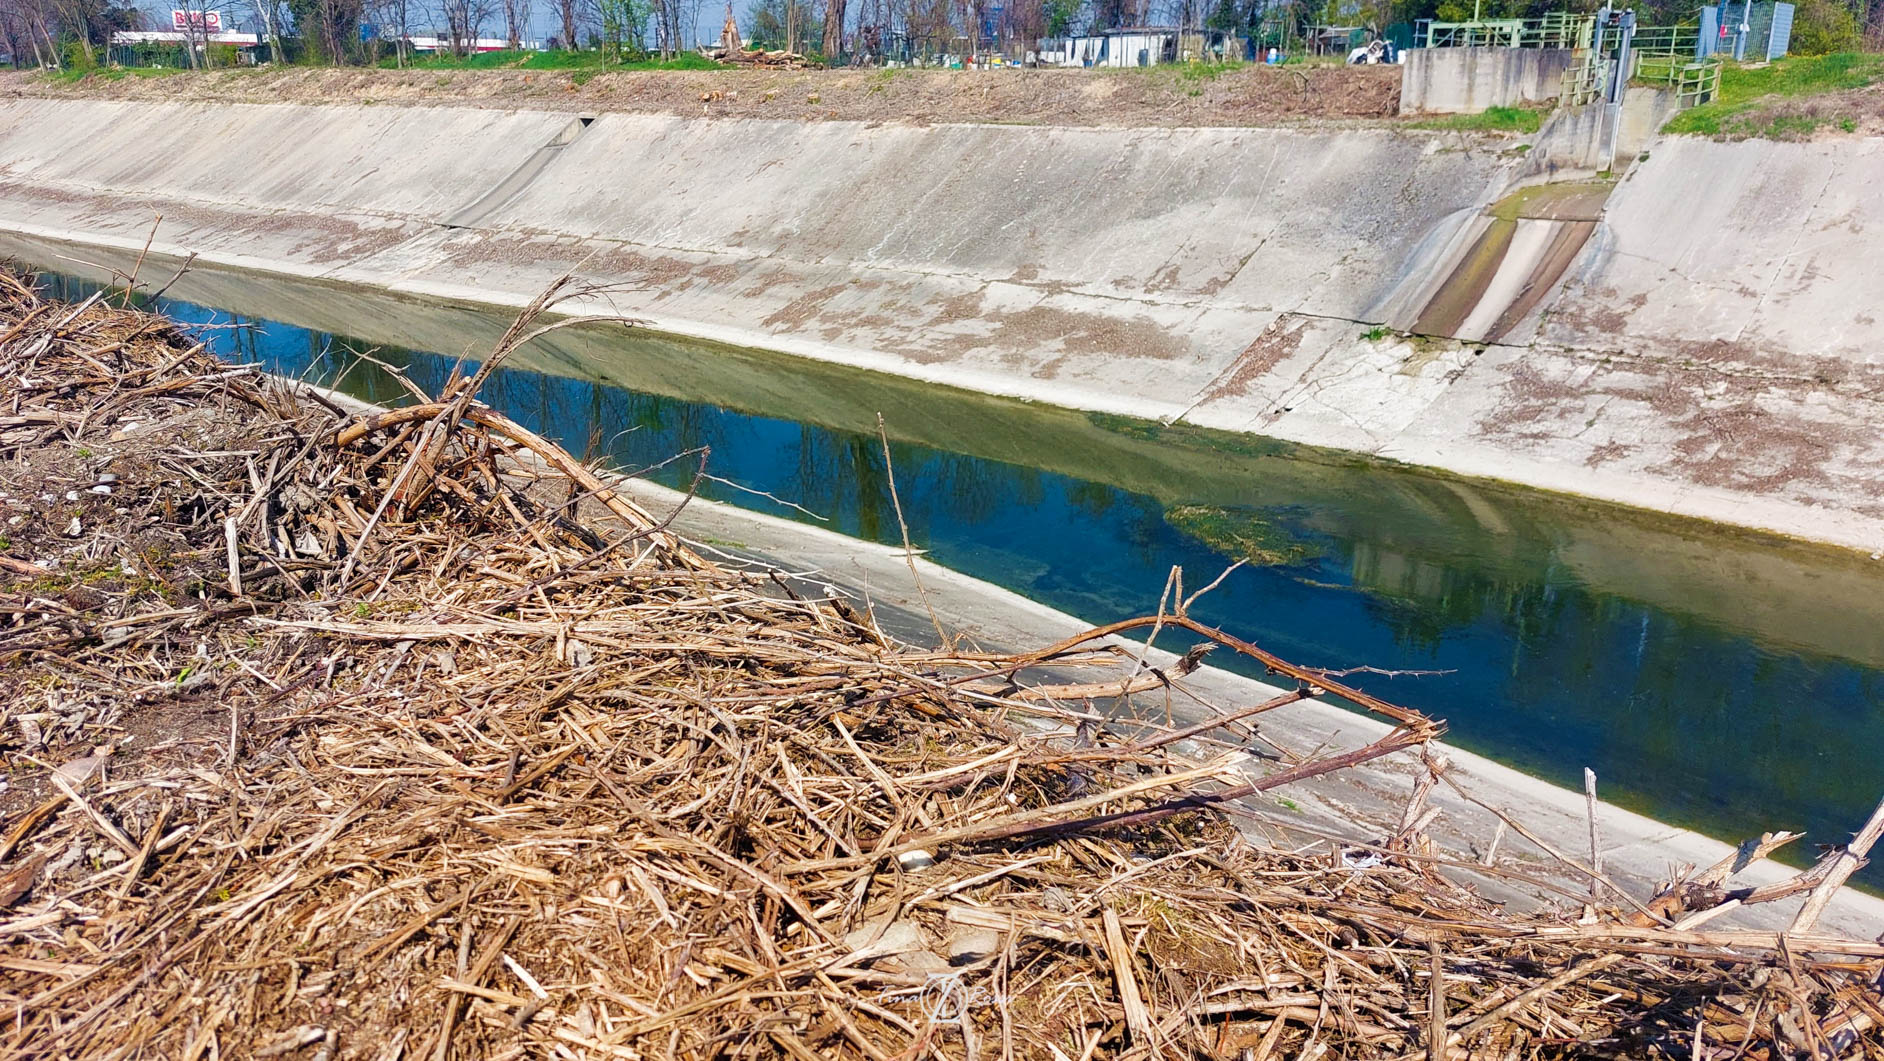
[2,97,1884,552]
[0,97,1506,410]
[1398,45,1577,114]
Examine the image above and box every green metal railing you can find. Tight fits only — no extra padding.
[1415,13,1593,49]
[1626,23,1701,56]
[1633,53,1723,105]
[1562,51,1722,108]
[1561,57,1612,107]
[1412,14,1698,56]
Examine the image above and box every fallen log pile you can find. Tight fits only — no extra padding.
[1,268,1881,1059]
[700,43,818,67]
[699,11,817,68]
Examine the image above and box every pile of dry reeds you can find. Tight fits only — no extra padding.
[1,269,1881,1060]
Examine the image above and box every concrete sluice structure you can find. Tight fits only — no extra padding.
[0,98,1882,553]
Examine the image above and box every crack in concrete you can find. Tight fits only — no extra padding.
[1732,166,1838,347]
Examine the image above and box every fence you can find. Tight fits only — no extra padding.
[1626,23,1701,55]
[1415,13,1593,49]
[1561,56,1612,106]
[1633,53,1723,105]
[1562,51,1722,108]
[1414,15,1703,56]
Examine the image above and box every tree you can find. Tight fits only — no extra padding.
[171,0,223,68]
[437,0,493,53]
[820,0,841,56]
[551,0,578,46]
[1789,0,1861,51]
[501,0,526,46]
[683,0,706,48]
[289,0,365,60]
[1205,0,1244,32]
[747,0,780,43]
[44,0,107,65]
[363,0,409,61]
[244,0,290,61]
[1042,0,1077,35]
[1092,0,1129,28]
[597,0,646,58]
[0,0,58,68]
[650,0,679,56]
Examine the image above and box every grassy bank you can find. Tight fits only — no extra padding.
[1666,51,1884,138]
[0,62,1408,125]
[1409,103,1547,133]
[375,47,723,72]
[43,65,185,83]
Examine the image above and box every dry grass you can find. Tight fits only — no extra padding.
[0,63,1407,126]
[1,269,1881,1060]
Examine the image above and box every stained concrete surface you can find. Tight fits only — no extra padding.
[1,99,1882,555]
[1399,46,1577,115]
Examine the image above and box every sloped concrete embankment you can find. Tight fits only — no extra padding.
[0,96,1505,420]
[1177,134,1884,554]
[2,98,1884,551]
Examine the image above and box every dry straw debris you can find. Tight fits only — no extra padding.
[1,268,1881,1060]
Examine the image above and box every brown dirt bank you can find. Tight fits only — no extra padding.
[0,63,1403,125]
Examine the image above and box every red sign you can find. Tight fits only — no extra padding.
[171,9,223,31]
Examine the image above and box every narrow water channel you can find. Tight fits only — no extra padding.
[26,256,1884,888]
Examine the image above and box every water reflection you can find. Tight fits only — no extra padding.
[33,271,1884,887]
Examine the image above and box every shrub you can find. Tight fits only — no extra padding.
[1788,0,1862,54]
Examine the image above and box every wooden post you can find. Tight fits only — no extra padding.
[1584,768,1602,901]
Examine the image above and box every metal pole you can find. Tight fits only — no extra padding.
[1599,8,1633,171]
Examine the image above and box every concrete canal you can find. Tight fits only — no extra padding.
[30,261,1884,889]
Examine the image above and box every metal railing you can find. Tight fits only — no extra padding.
[1562,51,1722,108]
[1413,15,1697,56]
[1611,22,1699,56]
[1633,53,1723,105]
[1414,13,1592,49]
[1561,56,1613,106]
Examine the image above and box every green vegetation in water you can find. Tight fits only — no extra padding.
[1664,52,1883,139]
[1085,411,1303,463]
[1484,179,1613,222]
[1162,505,1319,567]
[378,48,721,72]
[1410,105,1546,133]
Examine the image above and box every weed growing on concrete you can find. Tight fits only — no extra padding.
[1410,105,1546,134]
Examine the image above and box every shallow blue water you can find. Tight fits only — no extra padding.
[38,272,1884,886]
